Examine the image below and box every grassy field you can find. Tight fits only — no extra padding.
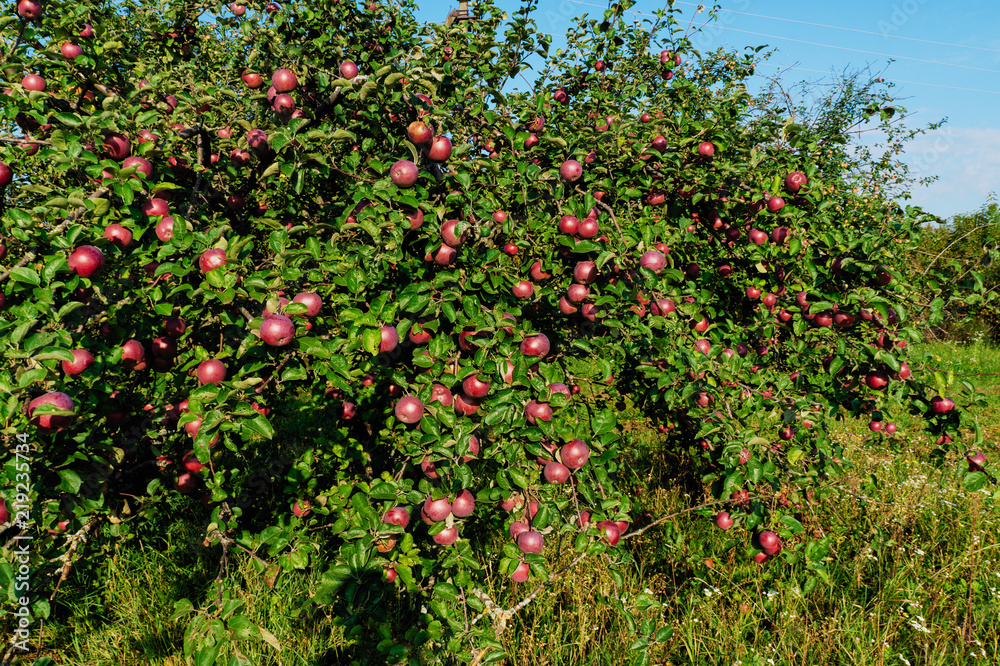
[21,343,1000,665]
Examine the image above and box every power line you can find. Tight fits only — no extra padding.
[565,0,1000,55]
[561,0,1000,74]
[479,2,1000,95]
[755,63,1000,95]
[671,1,1000,54]
[714,26,1000,75]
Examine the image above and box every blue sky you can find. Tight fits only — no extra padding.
[414,0,1000,221]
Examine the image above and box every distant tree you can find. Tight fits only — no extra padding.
[918,196,1000,340]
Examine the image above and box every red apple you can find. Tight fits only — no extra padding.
[454,392,481,416]
[17,0,42,18]
[175,473,198,494]
[199,249,227,273]
[530,261,551,280]
[559,159,583,183]
[273,93,295,114]
[463,374,490,399]
[573,261,597,284]
[28,391,75,431]
[865,371,889,390]
[715,511,733,530]
[567,284,589,303]
[383,507,410,528]
[292,292,321,317]
[517,530,544,554]
[377,325,399,353]
[520,334,550,358]
[390,159,418,188]
[395,396,423,424]
[121,340,146,369]
[21,74,46,92]
[260,315,295,346]
[68,245,104,277]
[102,133,130,160]
[197,359,227,385]
[596,520,621,546]
[543,461,570,484]
[433,243,457,265]
[340,61,360,80]
[62,349,95,376]
[427,136,452,162]
[784,171,808,193]
[423,496,451,522]
[271,68,297,92]
[758,530,781,554]
[151,336,176,358]
[431,526,457,545]
[406,208,424,230]
[61,42,83,59]
[103,224,133,249]
[558,215,579,234]
[931,396,954,413]
[451,489,475,518]
[639,250,666,273]
[967,452,987,472]
[578,217,599,238]
[441,219,468,247]
[407,121,433,144]
[292,499,311,517]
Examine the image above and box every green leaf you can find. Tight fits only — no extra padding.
[654,626,674,642]
[370,482,397,500]
[243,414,275,440]
[33,347,76,363]
[362,329,380,355]
[780,515,804,534]
[963,472,988,492]
[508,468,529,489]
[592,410,617,435]
[434,582,459,601]
[57,469,83,493]
[10,267,40,285]
[91,198,111,217]
[195,645,221,666]
[53,112,83,127]
[18,367,48,388]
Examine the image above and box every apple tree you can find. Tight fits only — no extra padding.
[0,0,987,661]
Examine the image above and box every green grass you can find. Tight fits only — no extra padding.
[17,344,1000,665]
[921,340,1000,390]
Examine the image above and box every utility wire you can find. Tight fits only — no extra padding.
[563,0,1000,67]
[706,26,1000,74]
[755,63,1000,95]
[671,0,1000,54]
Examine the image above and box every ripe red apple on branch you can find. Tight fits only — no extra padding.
[0,0,987,657]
